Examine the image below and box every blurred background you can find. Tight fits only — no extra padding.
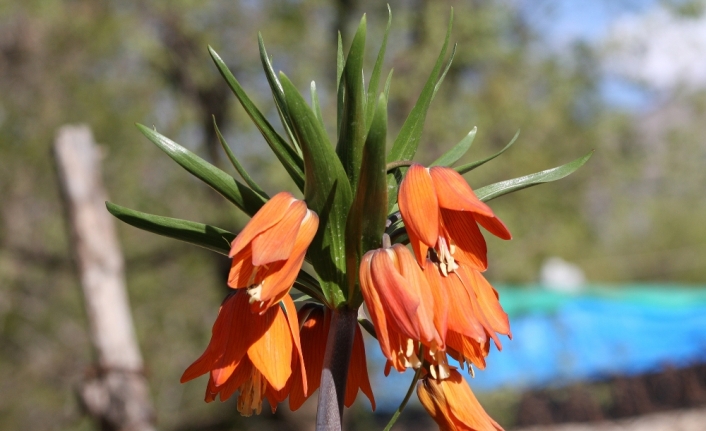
[1,0,706,429]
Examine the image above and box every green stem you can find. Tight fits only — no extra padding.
[386,160,413,171]
[382,362,424,431]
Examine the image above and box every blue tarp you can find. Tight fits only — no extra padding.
[369,285,706,409]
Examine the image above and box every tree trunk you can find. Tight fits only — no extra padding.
[54,125,155,431]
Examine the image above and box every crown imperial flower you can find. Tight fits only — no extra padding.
[398,164,511,272]
[228,191,319,311]
[417,369,503,431]
[180,290,306,416]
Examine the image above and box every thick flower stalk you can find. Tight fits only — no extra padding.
[108,7,591,430]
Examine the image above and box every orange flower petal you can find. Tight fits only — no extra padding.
[399,164,440,261]
[473,213,512,240]
[429,166,494,217]
[229,192,295,258]
[251,200,307,266]
[227,245,256,289]
[289,305,328,411]
[344,323,376,410]
[370,249,422,340]
[441,210,488,271]
[423,260,449,344]
[359,252,393,361]
[418,369,503,431]
[393,244,441,348]
[282,294,307,396]
[211,291,253,386]
[467,269,511,337]
[216,356,254,402]
[444,272,486,343]
[247,304,293,391]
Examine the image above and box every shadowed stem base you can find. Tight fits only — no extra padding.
[315,308,357,431]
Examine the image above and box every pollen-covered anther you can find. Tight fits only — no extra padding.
[237,369,265,417]
[402,339,422,369]
[436,237,458,276]
[247,284,263,304]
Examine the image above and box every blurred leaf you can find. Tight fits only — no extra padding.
[476,151,594,202]
[383,69,393,100]
[456,129,520,174]
[257,34,302,157]
[213,117,269,199]
[337,15,368,195]
[136,124,266,217]
[385,9,453,212]
[210,46,305,191]
[431,43,457,101]
[430,127,477,167]
[106,202,235,255]
[365,6,391,129]
[346,94,388,305]
[280,73,353,308]
[337,31,344,136]
[386,9,453,163]
[311,81,325,129]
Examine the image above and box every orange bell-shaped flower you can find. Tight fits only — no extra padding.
[288,304,375,411]
[359,243,447,374]
[228,191,318,311]
[398,164,511,272]
[180,290,307,416]
[417,369,503,431]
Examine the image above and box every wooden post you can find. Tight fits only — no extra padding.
[54,125,155,431]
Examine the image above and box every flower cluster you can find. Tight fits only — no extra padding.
[113,10,588,430]
[361,164,511,429]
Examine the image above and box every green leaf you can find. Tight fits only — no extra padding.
[386,9,453,164]
[280,73,354,308]
[345,94,388,306]
[106,202,327,304]
[430,127,477,167]
[106,202,235,255]
[337,31,344,136]
[336,15,368,195]
[365,6,391,129]
[456,129,520,174]
[431,43,457,101]
[257,34,302,157]
[213,117,269,199]
[311,81,325,129]
[385,9,453,212]
[136,124,266,217]
[383,69,393,100]
[476,151,594,202]
[210,46,305,191]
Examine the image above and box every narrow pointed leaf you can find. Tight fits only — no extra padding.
[293,271,327,304]
[280,73,353,308]
[386,9,453,163]
[106,202,235,255]
[430,127,477,167]
[346,94,388,305]
[136,124,266,216]
[257,35,302,156]
[337,15,368,195]
[385,10,453,211]
[209,46,305,190]
[337,31,344,136]
[456,129,520,174]
[365,6,391,129]
[476,151,594,202]
[431,43,457,101]
[311,81,325,129]
[383,69,393,100]
[213,117,269,199]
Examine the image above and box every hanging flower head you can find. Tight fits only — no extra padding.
[399,164,511,273]
[228,191,318,311]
